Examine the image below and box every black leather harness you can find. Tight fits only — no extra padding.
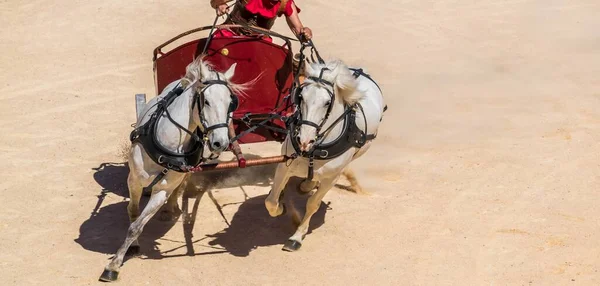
[129,86,205,173]
[129,77,239,174]
[290,104,373,160]
[289,67,386,180]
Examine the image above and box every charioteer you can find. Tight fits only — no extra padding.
[205,0,314,160]
[209,0,313,42]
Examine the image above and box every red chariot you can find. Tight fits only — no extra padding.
[137,25,300,171]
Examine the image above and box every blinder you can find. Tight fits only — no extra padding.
[229,94,239,113]
[293,85,303,106]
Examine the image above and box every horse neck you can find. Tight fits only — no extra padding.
[155,89,199,153]
[319,95,346,144]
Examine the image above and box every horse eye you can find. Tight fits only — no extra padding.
[204,99,210,107]
[324,101,331,107]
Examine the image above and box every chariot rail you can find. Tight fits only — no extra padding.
[153,24,295,62]
[139,25,299,173]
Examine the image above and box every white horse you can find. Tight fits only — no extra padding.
[264,59,386,251]
[100,57,247,282]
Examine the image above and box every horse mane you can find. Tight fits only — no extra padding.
[182,55,260,100]
[305,59,363,105]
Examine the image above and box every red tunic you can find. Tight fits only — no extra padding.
[214,0,301,42]
[244,0,300,18]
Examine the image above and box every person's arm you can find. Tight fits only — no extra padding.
[285,2,312,41]
[210,0,229,15]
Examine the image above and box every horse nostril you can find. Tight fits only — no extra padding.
[295,136,301,143]
[309,139,315,144]
[212,141,221,149]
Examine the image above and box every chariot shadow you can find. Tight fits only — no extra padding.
[78,158,332,259]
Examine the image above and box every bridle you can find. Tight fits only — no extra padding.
[194,74,239,137]
[292,67,356,153]
[293,68,337,144]
[156,73,239,157]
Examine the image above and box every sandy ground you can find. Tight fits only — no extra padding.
[1,0,599,285]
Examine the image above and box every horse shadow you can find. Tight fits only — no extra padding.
[75,162,179,259]
[175,161,329,257]
[76,156,330,260]
[204,185,329,257]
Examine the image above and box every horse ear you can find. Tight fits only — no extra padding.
[199,60,211,80]
[223,63,237,81]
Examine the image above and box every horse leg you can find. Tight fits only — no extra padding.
[126,173,143,255]
[283,174,338,252]
[298,179,319,194]
[299,145,371,194]
[99,190,169,282]
[341,144,372,194]
[301,168,363,196]
[265,162,291,217]
[341,168,367,194]
[159,179,184,221]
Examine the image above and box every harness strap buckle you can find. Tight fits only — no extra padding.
[314,149,328,158]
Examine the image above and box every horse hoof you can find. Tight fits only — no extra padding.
[126,245,140,256]
[99,270,119,282]
[282,240,302,252]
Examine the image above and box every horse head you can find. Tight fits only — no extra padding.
[182,57,249,155]
[294,59,363,152]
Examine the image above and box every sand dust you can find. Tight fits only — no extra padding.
[1,0,599,285]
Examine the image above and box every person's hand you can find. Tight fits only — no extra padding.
[216,3,229,16]
[300,27,312,42]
